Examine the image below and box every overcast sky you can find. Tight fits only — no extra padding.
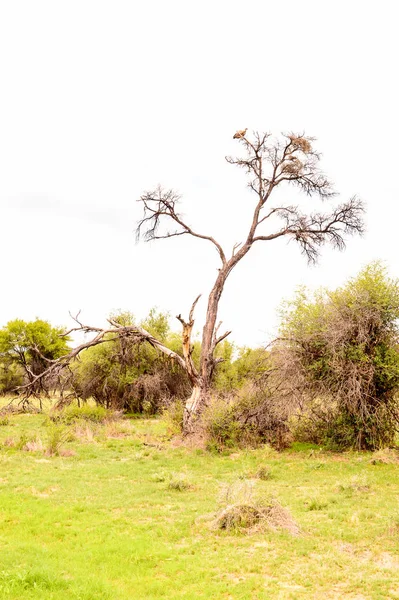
[0,0,398,347]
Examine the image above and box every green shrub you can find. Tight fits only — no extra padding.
[167,472,193,491]
[291,402,397,451]
[202,399,241,450]
[46,425,71,456]
[277,263,399,450]
[162,399,184,435]
[202,387,291,452]
[52,404,111,424]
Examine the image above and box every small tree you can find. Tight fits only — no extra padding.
[0,319,70,398]
[276,263,399,449]
[19,131,364,432]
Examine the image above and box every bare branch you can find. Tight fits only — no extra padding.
[252,196,365,263]
[214,330,232,348]
[136,185,226,264]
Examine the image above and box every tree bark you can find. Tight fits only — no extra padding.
[183,382,207,432]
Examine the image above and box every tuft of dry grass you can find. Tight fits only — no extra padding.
[3,437,15,447]
[214,499,299,535]
[24,438,45,453]
[370,448,399,465]
[337,474,371,495]
[73,422,96,443]
[214,480,299,535]
[103,420,133,439]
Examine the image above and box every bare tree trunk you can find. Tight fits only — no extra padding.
[186,251,248,428]
[183,381,205,432]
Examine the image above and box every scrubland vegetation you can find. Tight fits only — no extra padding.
[1,132,397,598]
[2,263,399,598]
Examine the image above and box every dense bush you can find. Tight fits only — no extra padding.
[71,310,190,412]
[276,263,399,450]
[202,376,292,451]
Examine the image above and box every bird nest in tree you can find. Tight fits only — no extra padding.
[281,159,304,174]
[289,136,312,154]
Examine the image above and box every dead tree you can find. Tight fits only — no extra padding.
[19,131,365,433]
[135,132,364,430]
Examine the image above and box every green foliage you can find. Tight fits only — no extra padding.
[45,424,70,456]
[203,398,241,450]
[213,342,270,392]
[0,319,70,394]
[53,404,111,424]
[0,319,70,363]
[279,262,399,450]
[202,384,290,451]
[72,309,190,412]
[0,362,24,394]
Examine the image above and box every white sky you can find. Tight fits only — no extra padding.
[0,0,398,347]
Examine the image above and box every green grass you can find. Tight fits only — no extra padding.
[1,411,399,599]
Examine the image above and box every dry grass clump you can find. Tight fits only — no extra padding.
[337,474,371,495]
[215,499,299,535]
[214,480,299,535]
[239,465,272,481]
[370,448,399,465]
[24,438,45,453]
[254,465,272,480]
[3,437,15,447]
[73,422,97,443]
[103,420,133,439]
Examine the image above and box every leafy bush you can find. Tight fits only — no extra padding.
[202,381,292,451]
[0,319,70,396]
[0,362,24,394]
[276,262,399,450]
[52,404,111,424]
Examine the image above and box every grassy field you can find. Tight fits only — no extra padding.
[1,408,399,599]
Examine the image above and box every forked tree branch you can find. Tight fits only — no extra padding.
[136,186,227,264]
